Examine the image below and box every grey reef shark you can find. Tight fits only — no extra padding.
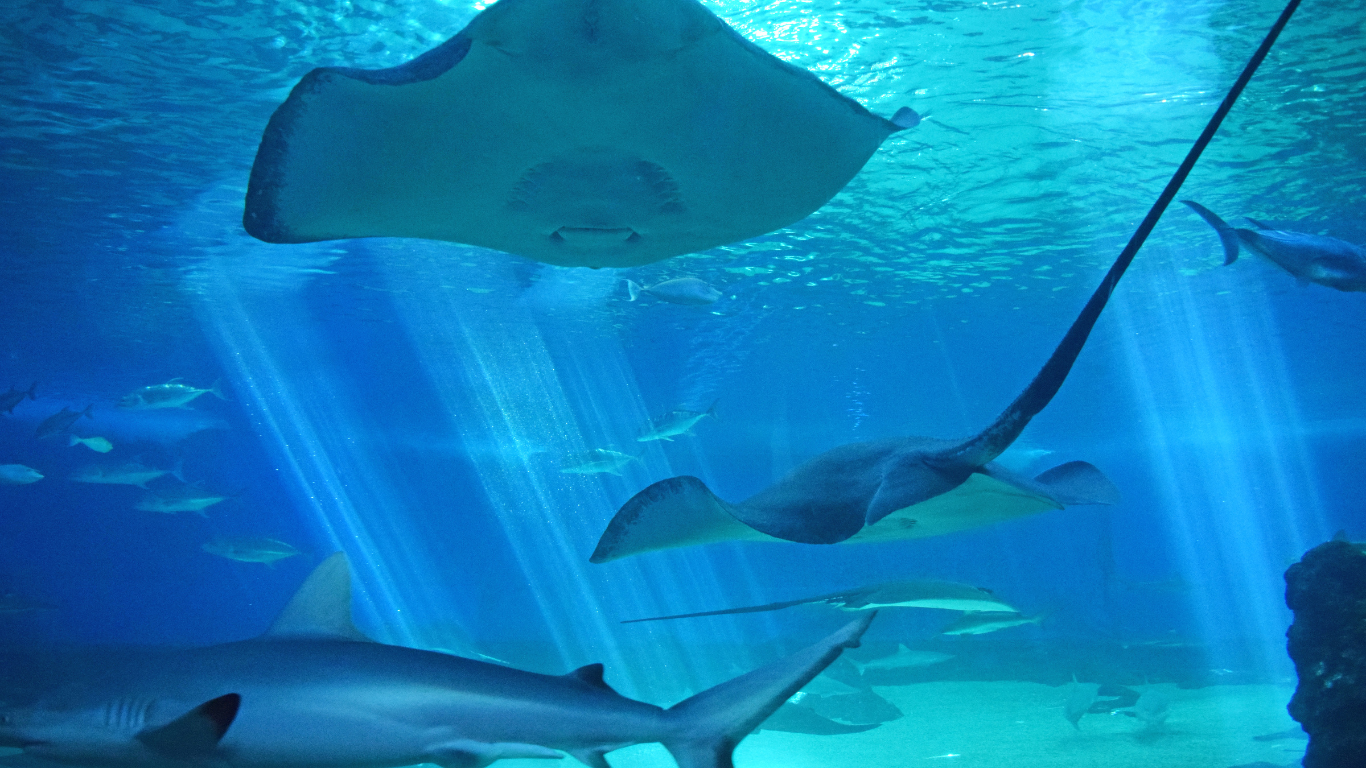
[0,553,875,768]
[1183,201,1366,291]
[589,0,1306,562]
[241,0,917,268]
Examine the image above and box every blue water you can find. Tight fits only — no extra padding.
[1,0,1363,761]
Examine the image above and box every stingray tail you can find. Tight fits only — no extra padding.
[923,0,1300,472]
[660,613,874,768]
[626,280,642,302]
[1181,200,1242,265]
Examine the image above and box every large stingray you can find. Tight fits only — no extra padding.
[589,0,1304,563]
[243,0,916,268]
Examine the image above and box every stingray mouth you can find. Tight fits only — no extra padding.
[507,150,683,246]
[551,227,642,247]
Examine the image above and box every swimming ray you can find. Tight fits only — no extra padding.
[589,2,1302,562]
[244,0,915,268]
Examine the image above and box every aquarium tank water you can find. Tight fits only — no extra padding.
[0,0,1362,765]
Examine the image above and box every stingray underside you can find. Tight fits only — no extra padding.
[846,460,1119,543]
[244,0,903,268]
[590,476,778,563]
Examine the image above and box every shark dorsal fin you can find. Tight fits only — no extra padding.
[263,552,371,642]
[564,663,615,693]
[136,693,240,757]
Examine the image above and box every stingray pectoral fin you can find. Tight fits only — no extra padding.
[590,476,771,563]
[1032,461,1120,506]
[865,454,969,527]
[1182,201,1242,265]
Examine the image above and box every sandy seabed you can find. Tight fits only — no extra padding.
[505,681,1306,768]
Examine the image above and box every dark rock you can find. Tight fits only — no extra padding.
[1285,539,1366,768]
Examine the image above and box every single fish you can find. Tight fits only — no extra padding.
[0,464,44,485]
[119,378,227,410]
[1183,201,1366,291]
[622,579,1014,623]
[637,401,718,442]
[0,382,36,414]
[0,553,876,768]
[135,486,229,515]
[1064,676,1100,730]
[203,537,302,565]
[34,405,93,439]
[559,449,639,476]
[762,698,880,736]
[940,611,1043,636]
[69,461,179,489]
[810,689,903,725]
[626,278,723,305]
[1131,687,1170,726]
[852,645,954,672]
[68,435,114,453]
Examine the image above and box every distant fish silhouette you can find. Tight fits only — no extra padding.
[621,579,1014,623]
[203,536,302,565]
[1183,201,1366,291]
[35,405,92,439]
[119,379,227,409]
[940,611,1044,636]
[636,402,718,443]
[626,278,722,305]
[0,464,43,485]
[761,698,881,736]
[559,449,639,476]
[0,383,36,414]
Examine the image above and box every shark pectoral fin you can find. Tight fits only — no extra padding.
[865,457,965,527]
[590,476,763,563]
[136,693,240,757]
[1032,461,1120,506]
[262,552,373,642]
[428,740,562,768]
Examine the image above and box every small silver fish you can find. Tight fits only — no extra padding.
[119,379,226,410]
[559,449,639,476]
[637,401,718,442]
[68,435,114,453]
[0,464,43,484]
[202,537,302,565]
[626,278,722,305]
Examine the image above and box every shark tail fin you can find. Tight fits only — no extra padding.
[1181,200,1242,265]
[82,404,94,420]
[626,280,642,302]
[208,379,229,401]
[661,613,874,768]
[25,382,36,400]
